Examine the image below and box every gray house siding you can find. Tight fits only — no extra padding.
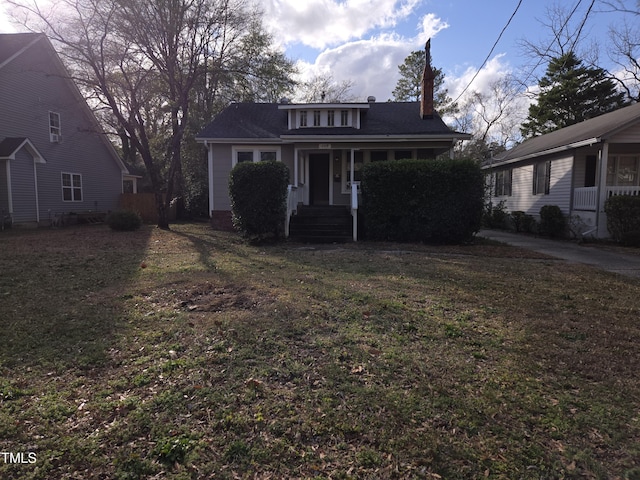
[1,34,123,225]
[0,160,8,212]
[9,149,38,223]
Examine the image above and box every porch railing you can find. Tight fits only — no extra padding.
[351,182,360,241]
[284,185,298,238]
[573,186,640,211]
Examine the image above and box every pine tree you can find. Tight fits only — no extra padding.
[521,52,627,138]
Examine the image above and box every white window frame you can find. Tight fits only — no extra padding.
[327,110,335,127]
[61,172,82,202]
[232,146,282,167]
[299,111,308,127]
[340,110,349,126]
[49,111,61,142]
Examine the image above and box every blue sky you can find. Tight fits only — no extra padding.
[0,0,630,102]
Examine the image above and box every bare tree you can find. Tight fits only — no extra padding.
[295,72,357,103]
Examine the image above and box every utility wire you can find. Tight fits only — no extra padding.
[451,0,524,106]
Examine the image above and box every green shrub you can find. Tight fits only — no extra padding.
[605,195,640,244]
[361,158,484,243]
[539,205,566,237]
[510,210,537,233]
[106,210,142,231]
[229,161,289,242]
[483,201,508,229]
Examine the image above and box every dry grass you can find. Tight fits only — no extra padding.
[1,223,639,479]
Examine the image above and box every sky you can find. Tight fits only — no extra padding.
[0,0,631,106]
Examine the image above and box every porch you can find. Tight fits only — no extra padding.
[573,186,640,211]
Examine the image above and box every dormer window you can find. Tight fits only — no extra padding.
[313,110,321,126]
[49,111,61,142]
[299,111,307,127]
[328,110,335,126]
[340,110,349,126]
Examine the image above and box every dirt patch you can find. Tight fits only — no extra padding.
[145,281,275,313]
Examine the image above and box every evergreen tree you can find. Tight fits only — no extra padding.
[392,50,457,116]
[521,52,627,137]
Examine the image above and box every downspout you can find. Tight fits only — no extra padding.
[6,160,13,214]
[207,141,215,217]
[33,160,40,223]
[595,141,609,238]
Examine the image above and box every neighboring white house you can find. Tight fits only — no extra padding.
[196,41,470,239]
[483,102,640,238]
[0,33,133,227]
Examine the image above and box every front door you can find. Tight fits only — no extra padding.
[309,154,330,205]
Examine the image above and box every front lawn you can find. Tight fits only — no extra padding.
[1,223,639,479]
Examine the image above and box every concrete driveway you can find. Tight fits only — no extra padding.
[478,229,640,279]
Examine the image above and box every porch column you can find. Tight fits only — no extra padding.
[294,147,299,186]
[6,160,13,214]
[33,160,40,223]
[596,141,609,238]
[350,148,355,187]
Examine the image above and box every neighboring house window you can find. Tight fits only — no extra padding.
[327,110,335,126]
[495,169,512,196]
[49,111,61,142]
[313,110,321,126]
[607,156,639,186]
[299,111,308,127]
[62,173,82,202]
[533,160,551,195]
[340,110,349,126]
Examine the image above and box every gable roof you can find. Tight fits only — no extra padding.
[490,102,640,167]
[196,102,469,142]
[0,137,46,163]
[0,32,130,175]
[0,32,44,69]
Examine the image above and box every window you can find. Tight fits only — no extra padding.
[394,150,412,160]
[327,110,335,126]
[49,112,61,142]
[346,151,364,186]
[340,110,349,126]
[495,169,512,196]
[236,151,253,163]
[62,173,82,202]
[533,160,551,195]
[299,111,308,127]
[313,110,321,126]
[370,151,388,162]
[607,156,639,186]
[260,151,277,162]
[232,147,281,166]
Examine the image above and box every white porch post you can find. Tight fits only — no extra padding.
[596,141,610,238]
[33,161,40,223]
[6,160,13,214]
[207,141,215,216]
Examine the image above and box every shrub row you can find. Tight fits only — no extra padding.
[229,161,290,242]
[361,158,484,243]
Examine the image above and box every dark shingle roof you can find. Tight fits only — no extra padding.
[0,33,43,67]
[0,137,28,157]
[492,102,640,165]
[197,102,461,140]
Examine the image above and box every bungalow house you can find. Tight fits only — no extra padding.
[196,41,470,240]
[0,32,133,227]
[483,102,640,238]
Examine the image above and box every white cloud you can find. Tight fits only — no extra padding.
[260,0,422,49]
[292,11,450,101]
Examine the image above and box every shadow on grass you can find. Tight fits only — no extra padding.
[0,224,153,371]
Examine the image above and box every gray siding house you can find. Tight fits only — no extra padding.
[484,102,640,238]
[0,33,131,227]
[197,41,470,239]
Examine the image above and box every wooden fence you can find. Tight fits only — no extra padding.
[119,193,176,223]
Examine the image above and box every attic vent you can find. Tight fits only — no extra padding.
[367,96,376,103]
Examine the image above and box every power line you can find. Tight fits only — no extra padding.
[451,0,524,106]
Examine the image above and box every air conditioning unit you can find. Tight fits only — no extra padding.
[50,133,62,143]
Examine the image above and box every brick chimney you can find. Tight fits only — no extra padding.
[420,39,434,119]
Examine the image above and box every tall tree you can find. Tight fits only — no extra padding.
[295,72,357,103]
[8,0,294,228]
[521,52,627,138]
[392,50,457,116]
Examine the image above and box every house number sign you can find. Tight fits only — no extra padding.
[318,144,331,149]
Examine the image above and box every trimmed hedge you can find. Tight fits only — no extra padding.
[229,161,289,241]
[106,210,142,231]
[605,195,640,245]
[361,158,484,243]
